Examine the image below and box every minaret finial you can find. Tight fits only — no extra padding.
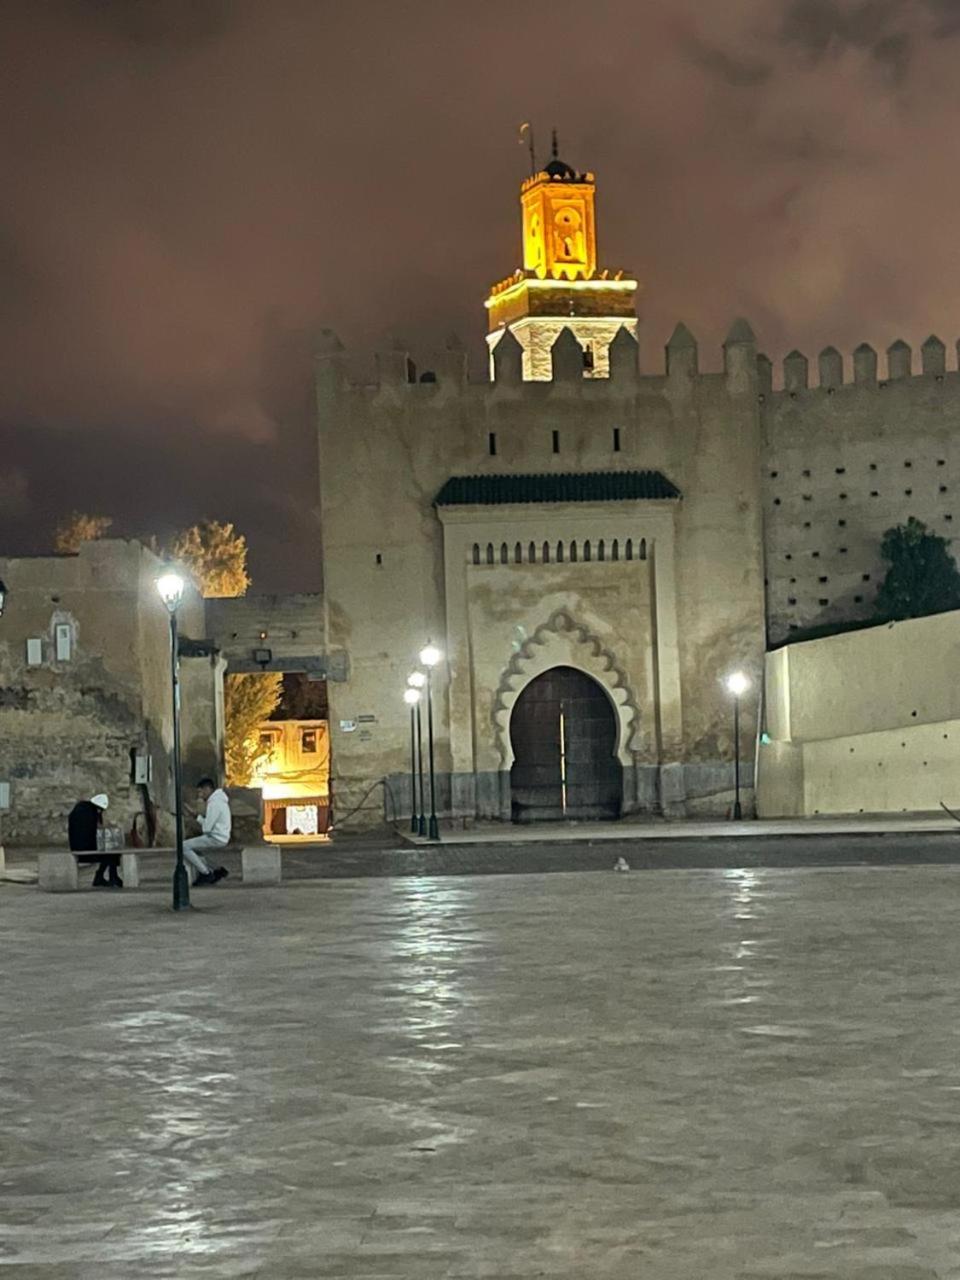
[551,128,559,160]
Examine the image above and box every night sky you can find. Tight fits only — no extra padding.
[3,0,960,590]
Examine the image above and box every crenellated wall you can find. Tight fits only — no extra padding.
[315,320,766,827]
[760,335,960,642]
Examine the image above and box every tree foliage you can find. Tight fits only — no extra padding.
[170,520,251,599]
[54,512,113,553]
[223,673,284,787]
[875,516,960,621]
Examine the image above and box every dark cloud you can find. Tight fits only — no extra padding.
[2,0,960,588]
[681,33,772,86]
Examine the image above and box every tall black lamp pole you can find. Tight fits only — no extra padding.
[404,687,420,833]
[725,671,750,822]
[157,572,190,910]
[419,644,442,842]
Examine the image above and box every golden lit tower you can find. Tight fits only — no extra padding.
[485,131,639,380]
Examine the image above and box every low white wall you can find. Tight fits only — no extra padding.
[757,611,960,816]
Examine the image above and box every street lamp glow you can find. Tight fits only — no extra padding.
[725,671,750,698]
[419,643,442,668]
[407,671,427,689]
[156,572,185,612]
[403,687,420,705]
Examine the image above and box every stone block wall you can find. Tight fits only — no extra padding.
[0,541,213,846]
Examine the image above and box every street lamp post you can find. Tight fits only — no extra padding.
[419,644,442,841]
[157,572,190,910]
[403,687,421,834]
[407,673,427,837]
[725,671,750,821]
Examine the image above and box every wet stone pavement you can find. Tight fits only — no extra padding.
[4,866,960,1278]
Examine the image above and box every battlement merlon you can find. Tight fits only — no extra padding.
[316,320,765,397]
[762,334,960,394]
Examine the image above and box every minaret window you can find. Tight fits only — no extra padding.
[488,432,497,456]
[552,430,560,454]
[613,427,621,452]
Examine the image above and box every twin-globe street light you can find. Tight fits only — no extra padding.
[156,571,190,911]
[403,646,442,841]
[724,670,751,821]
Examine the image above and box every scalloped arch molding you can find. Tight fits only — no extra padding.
[492,609,640,770]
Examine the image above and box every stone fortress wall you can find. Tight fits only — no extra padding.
[316,320,767,826]
[759,335,960,643]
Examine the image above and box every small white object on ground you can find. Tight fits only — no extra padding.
[614,856,630,872]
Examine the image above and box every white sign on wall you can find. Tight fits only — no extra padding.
[0,782,9,810]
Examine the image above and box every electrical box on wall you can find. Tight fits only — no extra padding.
[132,754,152,785]
[55,624,72,661]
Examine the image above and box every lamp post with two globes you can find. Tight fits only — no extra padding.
[725,670,751,821]
[156,572,190,911]
[419,644,442,841]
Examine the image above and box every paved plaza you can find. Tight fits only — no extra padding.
[4,865,960,1277]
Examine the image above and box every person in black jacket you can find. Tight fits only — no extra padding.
[68,794,121,889]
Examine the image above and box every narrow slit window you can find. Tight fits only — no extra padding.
[488,431,497,457]
[514,542,522,564]
[613,427,621,452]
[583,540,592,562]
[528,541,537,563]
[639,538,647,561]
[570,541,578,562]
[598,540,605,562]
[612,539,620,562]
[542,541,550,563]
[472,544,480,565]
[556,541,564,563]
[625,538,633,561]
[500,543,508,565]
[552,429,560,454]
[486,543,494,565]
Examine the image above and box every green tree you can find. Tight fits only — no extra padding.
[170,520,250,599]
[54,512,113,553]
[875,516,960,620]
[223,672,284,787]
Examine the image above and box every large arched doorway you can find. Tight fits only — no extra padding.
[509,666,622,823]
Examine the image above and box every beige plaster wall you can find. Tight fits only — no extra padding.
[317,325,766,825]
[757,610,960,815]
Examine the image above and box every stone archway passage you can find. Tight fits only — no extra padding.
[509,666,622,823]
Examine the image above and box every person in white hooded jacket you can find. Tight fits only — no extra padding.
[183,777,230,886]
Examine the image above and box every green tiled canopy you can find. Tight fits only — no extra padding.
[434,470,681,507]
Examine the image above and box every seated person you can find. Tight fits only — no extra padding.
[183,778,230,886]
[68,793,122,889]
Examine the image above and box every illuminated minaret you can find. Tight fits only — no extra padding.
[485,131,639,380]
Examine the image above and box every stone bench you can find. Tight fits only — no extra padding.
[38,843,282,891]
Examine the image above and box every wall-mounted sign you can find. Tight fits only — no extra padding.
[357,714,377,724]
[0,782,10,810]
[339,719,357,733]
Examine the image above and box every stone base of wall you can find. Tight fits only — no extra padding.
[369,761,756,831]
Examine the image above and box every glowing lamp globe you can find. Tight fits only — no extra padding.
[419,644,442,668]
[156,573,185,612]
[725,671,750,698]
[403,688,420,705]
[407,671,427,689]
